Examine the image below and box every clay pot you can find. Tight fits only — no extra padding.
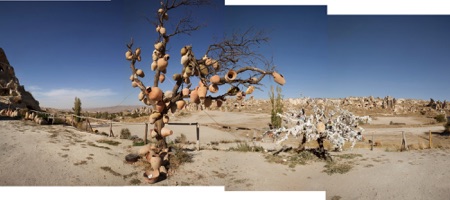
[204,97,212,108]
[182,88,190,97]
[151,61,157,71]
[209,84,219,93]
[272,71,285,86]
[138,144,152,156]
[157,55,169,71]
[198,86,207,99]
[185,66,193,76]
[246,86,255,95]
[176,100,186,110]
[225,70,237,82]
[148,87,163,101]
[161,128,173,137]
[163,115,169,124]
[143,169,160,184]
[170,102,177,114]
[136,69,145,78]
[198,80,205,87]
[135,48,141,57]
[159,74,165,83]
[216,99,223,108]
[199,64,208,76]
[149,112,162,124]
[251,77,258,83]
[138,91,146,101]
[164,91,173,100]
[205,58,213,66]
[144,98,154,106]
[173,73,182,81]
[190,90,200,104]
[159,165,168,174]
[125,50,133,60]
[227,86,240,96]
[181,55,189,65]
[180,46,188,56]
[149,129,156,138]
[154,42,163,51]
[131,81,138,88]
[210,75,221,84]
[159,26,166,35]
[155,101,165,113]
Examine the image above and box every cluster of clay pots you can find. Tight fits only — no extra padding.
[125,47,141,62]
[23,111,48,125]
[138,143,170,184]
[0,109,18,118]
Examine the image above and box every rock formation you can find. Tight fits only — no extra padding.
[0,48,40,111]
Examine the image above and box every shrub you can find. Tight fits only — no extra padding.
[120,128,131,139]
[445,121,450,133]
[435,114,447,123]
[323,161,353,175]
[229,142,264,152]
[269,85,283,128]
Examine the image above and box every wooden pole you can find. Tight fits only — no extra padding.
[144,123,148,145]
[371,132,374,151]
[109,120,114,137]
[429,130,432,149]
[196,123,200,151]
[401,131,408,151]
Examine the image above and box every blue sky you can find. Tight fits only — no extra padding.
[0,0,449,109]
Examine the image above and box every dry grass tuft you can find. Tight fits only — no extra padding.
[100,166,121,176]
[335,153,363,159]
[169,145,194,172]
[129,178,141,185]
[323,161,353,175]
[96,139,121,146]
[229,142,264,152]
[74,160,87,166]
[88,142,110,150]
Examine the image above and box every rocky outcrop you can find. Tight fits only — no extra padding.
[0,48,40,111]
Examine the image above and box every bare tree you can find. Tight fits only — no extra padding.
[124,0,285,182]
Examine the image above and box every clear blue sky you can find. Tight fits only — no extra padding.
[0,0,449,109]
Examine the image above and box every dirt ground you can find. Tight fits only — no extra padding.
[1,110,450,200]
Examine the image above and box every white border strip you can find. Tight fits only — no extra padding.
[225,0,450,14]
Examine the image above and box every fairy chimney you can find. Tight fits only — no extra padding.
[0,48,41,111]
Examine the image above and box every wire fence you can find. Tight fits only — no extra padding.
[23,109,202,150]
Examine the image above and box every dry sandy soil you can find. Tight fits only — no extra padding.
[1,110,450,200]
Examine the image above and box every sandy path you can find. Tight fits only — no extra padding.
[0,120,140,186]
[167,148,450,200]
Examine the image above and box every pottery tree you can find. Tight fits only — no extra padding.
[125,0,285,182]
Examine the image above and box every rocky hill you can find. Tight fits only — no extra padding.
[0,48,40,111]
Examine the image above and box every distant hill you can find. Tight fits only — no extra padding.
[42,105,144,114]
[82,105,144,113]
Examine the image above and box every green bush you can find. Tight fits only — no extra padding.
[120,128,131,139]
[435,114,447,123]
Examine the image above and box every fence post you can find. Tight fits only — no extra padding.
[109,120,114,137]
[371,132,374,151]
[145,123,148,145]
[401,131,408,151]
[196,123,200,151]
[429,130,432,149]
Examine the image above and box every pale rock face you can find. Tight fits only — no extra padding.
[0,48,40,111]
